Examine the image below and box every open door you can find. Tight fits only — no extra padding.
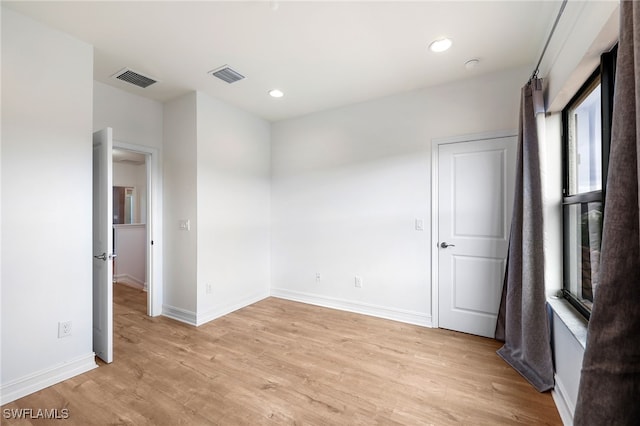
[93,128,113,363]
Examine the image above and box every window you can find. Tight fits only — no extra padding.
[562,46,616,318]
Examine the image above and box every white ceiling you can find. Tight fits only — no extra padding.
[5,1,562,122]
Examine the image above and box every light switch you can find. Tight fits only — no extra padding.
[179,219,191,231]
[415,218,425,231]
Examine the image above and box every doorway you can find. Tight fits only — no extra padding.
[112,140,163,318]
[93,130,163,363]
[112,149,148,294]
[431,131,517,338]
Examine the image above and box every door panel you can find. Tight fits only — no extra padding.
[438,136,516,338]
[93,128,113,363]
[452,255,505,315]
[453,150,507,239]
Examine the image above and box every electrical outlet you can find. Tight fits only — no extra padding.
[316,273,321,284]
[206,283,213,294]
[355,275,363,288]
[58,321,72,338]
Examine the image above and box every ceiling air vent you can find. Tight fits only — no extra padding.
[112,68,157,89]
[208,65,245,84]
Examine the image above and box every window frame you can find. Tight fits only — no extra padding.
[561,46,616,320]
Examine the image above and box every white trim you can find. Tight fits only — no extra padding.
[0,353,97,405]
[271,288,432,327]
[114,274,146,290]
[162,305,197,326]
[552,374,575,426]
[430,130,517,330]
[196,291,269,326]
[432,129,518,145]
[430,141,439,328]
[547,297,588,348]
[113,140,163,317]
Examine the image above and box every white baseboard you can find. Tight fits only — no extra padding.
[114,274,146,291]
[196,290,269,326]
[270,288,432,327]
[552,374,574,426]
[0,353,97,405]
[162,304,197,326]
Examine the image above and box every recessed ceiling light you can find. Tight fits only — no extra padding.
[269,89,284,98]
[429,38,452,53]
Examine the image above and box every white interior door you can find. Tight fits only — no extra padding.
[436,135,516,338]
[93,128,113,363]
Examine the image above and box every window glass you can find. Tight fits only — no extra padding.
[562,46,615,320]
[566,81,602,195]
[564,202,603,309]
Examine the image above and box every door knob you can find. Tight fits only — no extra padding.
[440,242,456,248]
[94,252,107,261]
[94,252,116,261]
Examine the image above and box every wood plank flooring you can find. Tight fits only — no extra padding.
[2,284,561,425]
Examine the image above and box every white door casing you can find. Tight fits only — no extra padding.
[93,128,114,363]
[432,132,517,338]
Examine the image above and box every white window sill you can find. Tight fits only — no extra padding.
[547,296,588,349]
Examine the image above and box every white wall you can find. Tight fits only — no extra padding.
[541,112,563,298]
[270,66,528,325]
[114,224,147,288]
[94,81,163,149]
[113,161,147,224]
[195,92,271,324]
[1,7,97,403]
[161,91,271,324]
[163,93,198,319]
[539,2,619,113]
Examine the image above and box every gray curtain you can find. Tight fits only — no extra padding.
[575,2,640,423]
[494,78,555,392]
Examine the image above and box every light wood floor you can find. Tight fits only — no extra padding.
[2,284,561,425]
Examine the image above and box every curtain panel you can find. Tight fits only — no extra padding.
[575,1,640,423]
[495,79,555,393]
